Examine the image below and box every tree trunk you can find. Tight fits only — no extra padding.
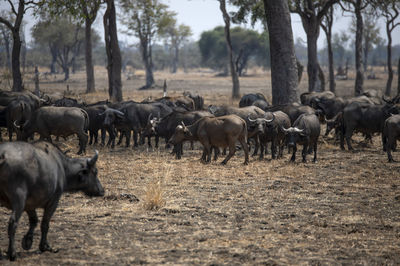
[363,35,370,72]
[397,57,400,96]
[85,19,95,93]
[11,30,23,91]
[63,65,69,81]
[385,21,393,97]
[306,29,321,92]
[354,0,364,96]
[171,46,178,74]
[219,0,240,99]
[50,45,57,74]
[263,0,298,104]
[1,29,11,70]
[103,0,122,102]
[327,32,335,93]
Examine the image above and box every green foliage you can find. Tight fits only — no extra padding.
[198,26,270,73]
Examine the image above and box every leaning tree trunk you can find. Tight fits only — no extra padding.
[263,0,298,104]
[354,0,364,96]
[103,0,122,102]
[385,22,393,97]
[85,18,96,93]
[219,0,240,99]
[327,34,335,93]
[11,29,23,91]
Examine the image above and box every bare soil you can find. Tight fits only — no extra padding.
[1,68,400,265]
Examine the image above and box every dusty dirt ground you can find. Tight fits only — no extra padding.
[0,68,400,265]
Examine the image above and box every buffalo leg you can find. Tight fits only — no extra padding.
[100,128,107,146]
[290,145,297,162]
[8,197,25,261]
[221,138,236,165]
[22,210,38,250]
[238,135,249,165]
[39,197,61,253]
[252,137,259,157]
[8,126,13,141]
[133,131,139,147]
[155,136,159,149]
[301,144,308,163]
[313,142,318,163]
[259,141,265,160]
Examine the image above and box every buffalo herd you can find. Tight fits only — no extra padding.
[0,89,400,260]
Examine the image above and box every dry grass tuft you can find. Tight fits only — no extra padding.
[142,179,166,211]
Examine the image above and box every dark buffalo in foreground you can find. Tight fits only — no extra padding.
[283,113,321,163]
[383,114,400,162]
[239,93,267,107]
[341,101,400,150]
[16,106,89,154]
[0,90,45,110]
[169,115,249,165]
[0,141,104,261]
[248,111,291,159]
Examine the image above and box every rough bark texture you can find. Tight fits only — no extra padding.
[305,19,321,92]
[354,0,364,96]
[263,0,298,105]
[0,1,25,91]
[321,7,335,93]
[219,0,240,99]
[85,18,95,93]
[1,28,11,70]
[398,58,400,95]
[385,21,393,96]
[103,0,123,102]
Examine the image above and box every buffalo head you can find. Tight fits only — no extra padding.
[282,127,306,148]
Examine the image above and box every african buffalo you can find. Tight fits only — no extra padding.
[6,99,32,141]
[341,100,400,150]
[169,115,249,165]
[248,111,291,159]
[283,113,321,163]
[118,102,173,147]
[16,106,89,154]
[383,114,400,162]
[239,93,267,107]
[265,103,316,124]
[0,141,103,261]
[183,91,204,110]
[143,110,214,157]
[300,91,335,106]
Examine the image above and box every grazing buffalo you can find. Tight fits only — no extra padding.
[0,90,46,110]
[248,111,291,159]
[300,91,335,106]
[169,115,249,165]
[383,114,400,162]
[0,141,104,261]
[324,112,343,137]
[183,91,204,110]
[239,93,267,107]
[252,99,270,111]
[341,100,400,150]
[16,106,89,154]
[283,113,320,163]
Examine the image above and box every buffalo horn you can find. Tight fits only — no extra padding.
[181,121,186,127]
[294,127,304,133]
[247,115,256,123]
[264,113,275,123]
[88,150,99,167]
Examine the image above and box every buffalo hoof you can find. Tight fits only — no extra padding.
[388,159,395,163]
[220,161,227,165]
[39,242,58,253]
[312,159,317,163]
[243,161,249,165]
[22,234,33,250]
[302,159,307,163]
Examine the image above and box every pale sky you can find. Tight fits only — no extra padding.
[1,0,399,49]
